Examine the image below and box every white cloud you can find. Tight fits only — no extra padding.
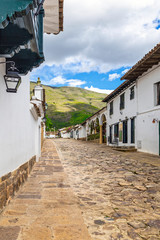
[42,76,86,87]
[42,0,160,74]
[121,69,130,75]
[67,79,86,87]
[108,73,120,81]
[48,76,66,85]
[85,86,113,94]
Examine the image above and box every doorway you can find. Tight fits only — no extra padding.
[114,123,119,138]
[123,120,128,144]
[102,115,106,143]
[109,125,112,144]
[131,118,135,144]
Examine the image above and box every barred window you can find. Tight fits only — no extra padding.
[156,82,160,105]
[110,101,113,115]
[130,86,135,100]
[120,93,125,110]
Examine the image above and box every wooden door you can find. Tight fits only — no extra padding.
[123,120,128,143]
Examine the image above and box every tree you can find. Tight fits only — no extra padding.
[46,115,53,131]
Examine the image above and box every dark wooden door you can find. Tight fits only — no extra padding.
[114,123,119,138]
[123,120,128,143]
[110,126,112,143]
[131,118,135,144]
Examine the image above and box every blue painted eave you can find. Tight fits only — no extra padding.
[0,0,35,26]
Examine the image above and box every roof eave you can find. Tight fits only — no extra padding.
[121,43,160,81]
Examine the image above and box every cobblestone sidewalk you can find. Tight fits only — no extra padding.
[54,139,160,240]
[0,140,92,240]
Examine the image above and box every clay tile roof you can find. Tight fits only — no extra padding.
[121,43,160,81]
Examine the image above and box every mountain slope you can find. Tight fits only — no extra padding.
[30,82,106,129]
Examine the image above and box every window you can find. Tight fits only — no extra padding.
[120,93,125,110]
[114,123,119,138]
[156,82,160,105]
[130,86,135,100]
[110,101,113,115]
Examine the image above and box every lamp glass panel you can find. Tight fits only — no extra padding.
[6,81,18,90]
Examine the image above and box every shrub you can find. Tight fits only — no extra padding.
[87,133,100,141]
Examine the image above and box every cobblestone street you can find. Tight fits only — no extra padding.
[0,140,91,240]
[0,138,160,240]
[54,139,160,240]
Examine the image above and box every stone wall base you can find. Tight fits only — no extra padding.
[0,156,36,210]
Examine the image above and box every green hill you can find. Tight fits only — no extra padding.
[30,82,106,129]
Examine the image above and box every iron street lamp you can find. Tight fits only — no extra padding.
[0,61,21,93]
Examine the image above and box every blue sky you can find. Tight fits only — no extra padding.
[31,64,129,94]
[31,0,160,94]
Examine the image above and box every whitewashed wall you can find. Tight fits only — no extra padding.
[79,125,87,139]
[0,62,41,177]
[72,129,77,139]
[137,64,160,155]
[85,108,107,132]
[61,131,70,138]
[107,83,137,146]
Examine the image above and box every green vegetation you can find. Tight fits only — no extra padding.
[87,133,100,141]
[45,115,53,131]
[30,82,106,130]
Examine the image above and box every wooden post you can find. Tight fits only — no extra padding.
[100,125,103,144]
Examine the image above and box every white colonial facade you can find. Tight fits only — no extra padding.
[136,64,160,155]
[59,128,71,139]
[62,107,107,143]
[105,81,137,147]
[78,124,87,140]
[0,67,45,177]
[59,43,160,156]
[104,43,160,156]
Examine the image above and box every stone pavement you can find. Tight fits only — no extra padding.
[54,139,160,240]
[0,140,92,240]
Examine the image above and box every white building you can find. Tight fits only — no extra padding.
[121,43,160,155]
[70,125,79,139]
[59,127,71,139]
[84,107,107,144]
[78,123,87,140]
[0,69,45,176]
[65,107,107,143]
[103,43,160,156]
[0,0,64,209]
[103,81,137,147]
